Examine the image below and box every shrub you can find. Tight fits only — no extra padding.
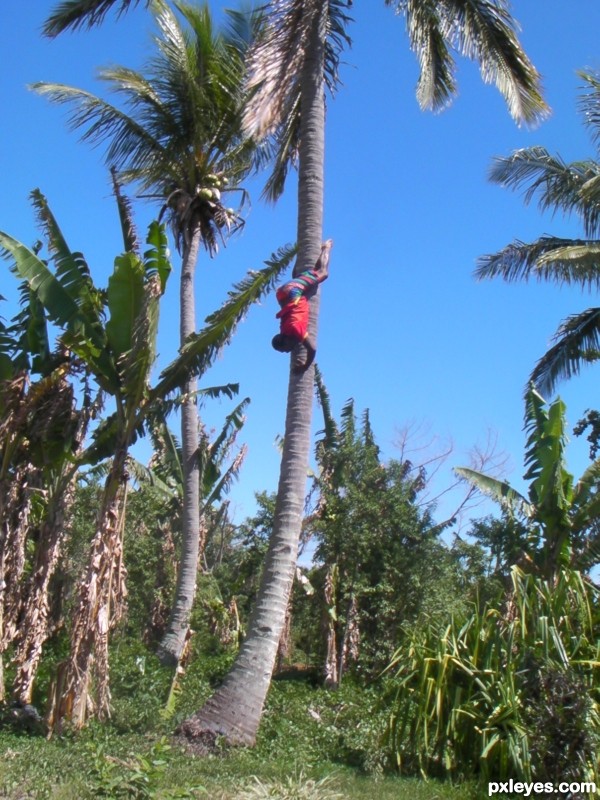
[384,567,600,783]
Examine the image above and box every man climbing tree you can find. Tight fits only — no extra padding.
[272,239,332,372]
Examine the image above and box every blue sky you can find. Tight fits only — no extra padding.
[2,2,600,533]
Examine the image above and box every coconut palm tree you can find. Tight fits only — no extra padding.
[34,0,261,666]
[477,70,600,397]
[47,0,549,745]
[176,0,548,749]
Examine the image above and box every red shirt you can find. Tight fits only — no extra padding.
[276,297,309,340]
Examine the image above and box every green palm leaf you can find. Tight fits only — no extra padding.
[30,82,166,182]
[387,0,548,125]
[43,0,146,37]
[577,69,600,149]
[488,146,600,237]
[477,235,600,288]
[314,364,340,452]
[111,169,141,254]
[531,308,600,397]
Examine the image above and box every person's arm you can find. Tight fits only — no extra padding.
[294,336,316,373]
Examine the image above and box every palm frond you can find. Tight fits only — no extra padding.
[388,0,548,125]
[401,0,457,111]
[242,0,309,140]
[111,169,140,254]
[201,443,247,511]
[208,397,250,466]
[30,82,166,180]
[243,0,350,141]
[488,147,600,237]
[43,0,146,37]
[152,243,295,398]
[476,235,600,288]
[314,364,339,452]
[441,0,548,126]
[259,95,301,203]
[577,69,600,151]
[531,308,600,397]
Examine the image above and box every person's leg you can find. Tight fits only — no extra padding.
[293,240,334,295]
[314,239,333,280]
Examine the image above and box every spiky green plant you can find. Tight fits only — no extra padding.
[235,771,343,800]
[385,567,600,783]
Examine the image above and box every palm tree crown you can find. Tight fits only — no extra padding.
[477,70,600,396]
[35,0,258,254]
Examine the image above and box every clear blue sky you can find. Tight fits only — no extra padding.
[2,2,600,531]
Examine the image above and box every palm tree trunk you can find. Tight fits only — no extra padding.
[158,225,203,666]
[177,3,326,747]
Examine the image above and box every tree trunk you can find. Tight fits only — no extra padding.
[46,447,129,732]
[157,225,203,666]
[177,2,326,747]
[0,466,36,701]
[12,478,77,704]
[323,566,339,688]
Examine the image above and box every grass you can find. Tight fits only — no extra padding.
[0,672,478,800]
[0,731,478,799]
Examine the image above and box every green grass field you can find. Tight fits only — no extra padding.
[0,674,478,800]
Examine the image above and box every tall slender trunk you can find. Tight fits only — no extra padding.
[178,4,326,747]
[157,225,203,666]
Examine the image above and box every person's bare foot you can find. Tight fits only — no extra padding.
[315,239,333,276]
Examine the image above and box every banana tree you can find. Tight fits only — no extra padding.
[0,270,99,705]
[455,386,600,580]
[0,188,295,730]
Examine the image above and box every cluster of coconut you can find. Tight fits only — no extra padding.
[196,173,235,217]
